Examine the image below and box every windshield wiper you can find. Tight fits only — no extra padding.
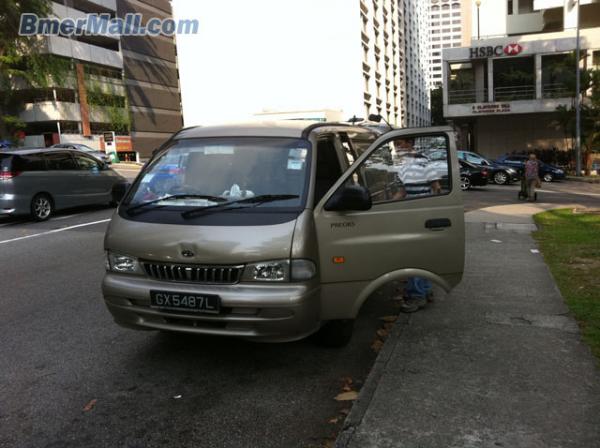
[181,194,299,219]
[126,194,228,216]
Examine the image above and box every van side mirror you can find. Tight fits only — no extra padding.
[325,185,372,212]
[112,181,131,204]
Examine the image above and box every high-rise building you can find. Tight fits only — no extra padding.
[360,0,431,126]
[397,0,432,126]
[175,0,431,128]
[428,0,472,89]
[17,0,183,160]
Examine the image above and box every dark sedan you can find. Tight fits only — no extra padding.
[52,143,111,165]
[495,154,566,182]
[459,159,489,191]
[458,150,519,185]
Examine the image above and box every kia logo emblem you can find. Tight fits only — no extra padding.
[181,250,195,258]
[504,43,523,56]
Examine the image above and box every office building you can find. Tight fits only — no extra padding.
[428,0,472,89]
[18,0,183,160]
[441,0,600,157]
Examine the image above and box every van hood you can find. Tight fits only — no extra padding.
[104,213,297,264]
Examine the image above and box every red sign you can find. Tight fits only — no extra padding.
[470,43,524,59]
[504,43,523,56]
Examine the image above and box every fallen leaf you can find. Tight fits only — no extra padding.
[173,395,182,399]
[379,316,397,323]
[335,391,358,401]
[83,399,97,412]
[371,339,384,353]
[383,322,394,331]
[376,328,389,339]
[328,417,339,424]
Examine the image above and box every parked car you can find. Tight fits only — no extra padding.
[0,148,126,221]
[51,143,111,164]
[103,121,465,346]
[459,159,489,190]
[457,150,519,185]
[494,154,566,182]
[0,141,16,151]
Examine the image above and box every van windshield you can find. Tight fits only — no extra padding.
[127,137,311,211]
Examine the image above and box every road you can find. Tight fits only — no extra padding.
[1,174,599,448]
[0,167,395,448]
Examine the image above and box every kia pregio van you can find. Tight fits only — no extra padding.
[102,121,465,346]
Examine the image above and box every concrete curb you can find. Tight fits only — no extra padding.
[335,313,410,448]
[566,176,600,184]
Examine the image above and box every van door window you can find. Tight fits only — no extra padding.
[314,137,343,205]
[45,152,77,170]
[339,134,451,203]
[349,132,378,156]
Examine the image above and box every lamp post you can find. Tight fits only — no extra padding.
[476,0,481,40]
[575,0,582,176]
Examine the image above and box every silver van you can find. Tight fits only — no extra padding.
[0,148,125,221]
[103,122,465,346]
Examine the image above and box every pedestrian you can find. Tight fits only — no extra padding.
[525,153,540,202]
[390,138,442,313]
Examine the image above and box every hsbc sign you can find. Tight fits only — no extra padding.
[469,43,523,59]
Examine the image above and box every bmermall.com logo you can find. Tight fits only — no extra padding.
[19,13,199,37]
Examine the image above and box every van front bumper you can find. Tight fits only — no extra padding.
[102,273,321,342]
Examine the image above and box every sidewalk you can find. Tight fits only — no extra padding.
[336,205,600,448]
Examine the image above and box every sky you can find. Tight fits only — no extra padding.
[172,0,357,126]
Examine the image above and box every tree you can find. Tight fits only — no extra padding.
[551,53,599,174]
[430,87,446,126]
[0,0,71,142]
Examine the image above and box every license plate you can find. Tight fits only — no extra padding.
[150,290,220,314]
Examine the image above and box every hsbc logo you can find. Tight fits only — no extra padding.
[504,43,523,55]
[469,43,524,59]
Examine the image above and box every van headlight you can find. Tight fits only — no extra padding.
[241,259,317,282]
[242,260,290,282]
[105,251,143,274]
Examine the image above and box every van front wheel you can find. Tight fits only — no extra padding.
[314,319,354,347]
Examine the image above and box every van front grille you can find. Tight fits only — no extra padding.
[142,262,244,284]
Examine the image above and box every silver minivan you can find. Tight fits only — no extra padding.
[103,122,465,346]
[0,148,126,221]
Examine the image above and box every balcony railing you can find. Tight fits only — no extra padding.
[494,85,535,101]
[448,89,488,105]
[542,83,573,99]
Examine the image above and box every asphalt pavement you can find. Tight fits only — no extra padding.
[1,178,599,448]
[0,165,396,448]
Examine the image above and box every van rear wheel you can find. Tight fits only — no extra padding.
[314,319,354,347]
[31,194,53,221]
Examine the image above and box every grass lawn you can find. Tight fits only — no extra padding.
[533,209,600,361]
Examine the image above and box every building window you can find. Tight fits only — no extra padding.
[507,0,514,15]
[518,0,534,14]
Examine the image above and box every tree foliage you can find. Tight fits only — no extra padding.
[552,53,600,173]
[430,87,446,126]
[0,0,72,141]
